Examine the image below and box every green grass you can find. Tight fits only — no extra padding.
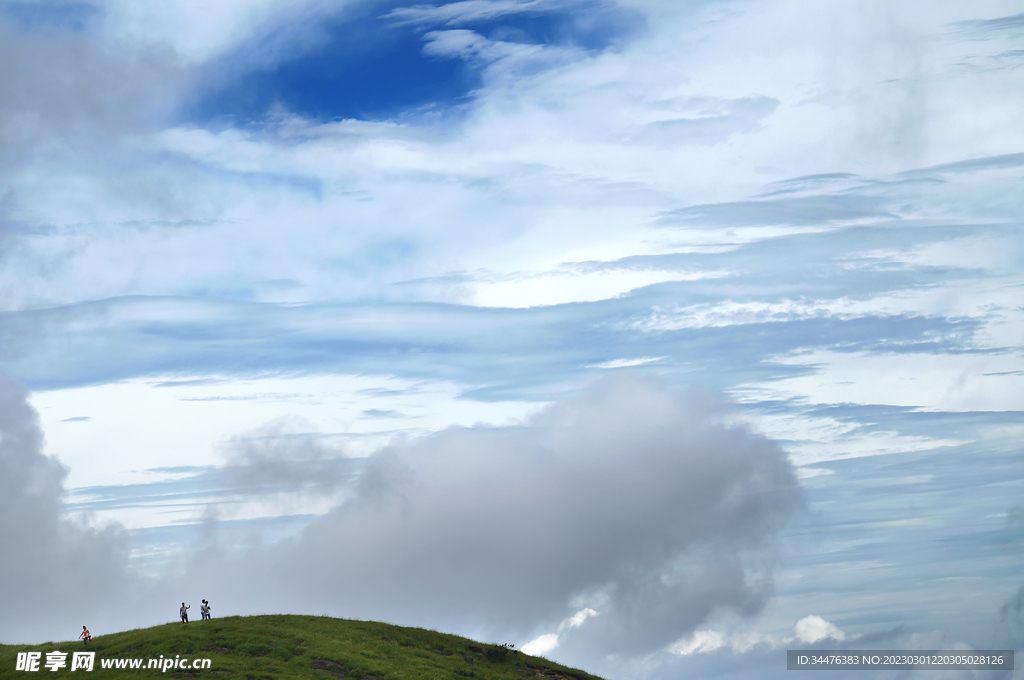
[0,615,605,679]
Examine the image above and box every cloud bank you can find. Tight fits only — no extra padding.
[0,371,804,656]
[0,372,133,643]
[176,375,803,658]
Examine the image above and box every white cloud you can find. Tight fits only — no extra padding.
[422,29,588,89]
[669,629,726,655]
[793,615,847,644]
[522,607,598,655]
[736,350,1024,413]
[633,278,1024,336]
[669,627,779,655]
[5,0,1023,314]
[471,268,726,308]
[386,0,559,27]
[794,467,833,479]
[522,633,560,656]
[102,0,325,63]
[668,614,847,656]
[742,410,968,466]
[588,357,666,369]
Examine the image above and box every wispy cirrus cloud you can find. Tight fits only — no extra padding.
[385,0,561,27]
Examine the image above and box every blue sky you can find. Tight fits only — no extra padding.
[0,1,1022,678]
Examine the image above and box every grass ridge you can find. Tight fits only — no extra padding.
[0,614,606,679]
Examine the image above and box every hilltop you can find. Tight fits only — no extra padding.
[0,614,606,679]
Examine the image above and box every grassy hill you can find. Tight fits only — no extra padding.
[0,614,606,679]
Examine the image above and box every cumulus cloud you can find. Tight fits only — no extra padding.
[668,614,847,657]
[521,607,597,656]
[0,371,133,643]
[188,375,802,658]
[669,627,776,656]
[793,614,847,644]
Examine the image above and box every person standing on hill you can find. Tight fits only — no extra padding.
[201,599,211,620]
[180,602,190,623]
[80,626,91,645]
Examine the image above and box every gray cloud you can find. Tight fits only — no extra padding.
[222,416,360,496]
[0,371,133,643]
[901,151,1024,177]
[0,1,100,31]
[995,509,1024,648]
[189,375,802,657]
[954,12,1024,38]
[361,408,405,418]
[0,17,180,173]
[0,14,188,309]
[997,585,1024,648]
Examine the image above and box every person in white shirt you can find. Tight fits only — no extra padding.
[180,603,190,623]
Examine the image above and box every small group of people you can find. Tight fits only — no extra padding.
[179,600,212,623]
[76,600,209,645]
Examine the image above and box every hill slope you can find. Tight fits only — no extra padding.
[0,614,606,679]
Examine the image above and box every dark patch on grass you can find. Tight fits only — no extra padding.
[486,644,518,662]
[239,643,273,657]
[312,658,348,677]
[516,666,593,680]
